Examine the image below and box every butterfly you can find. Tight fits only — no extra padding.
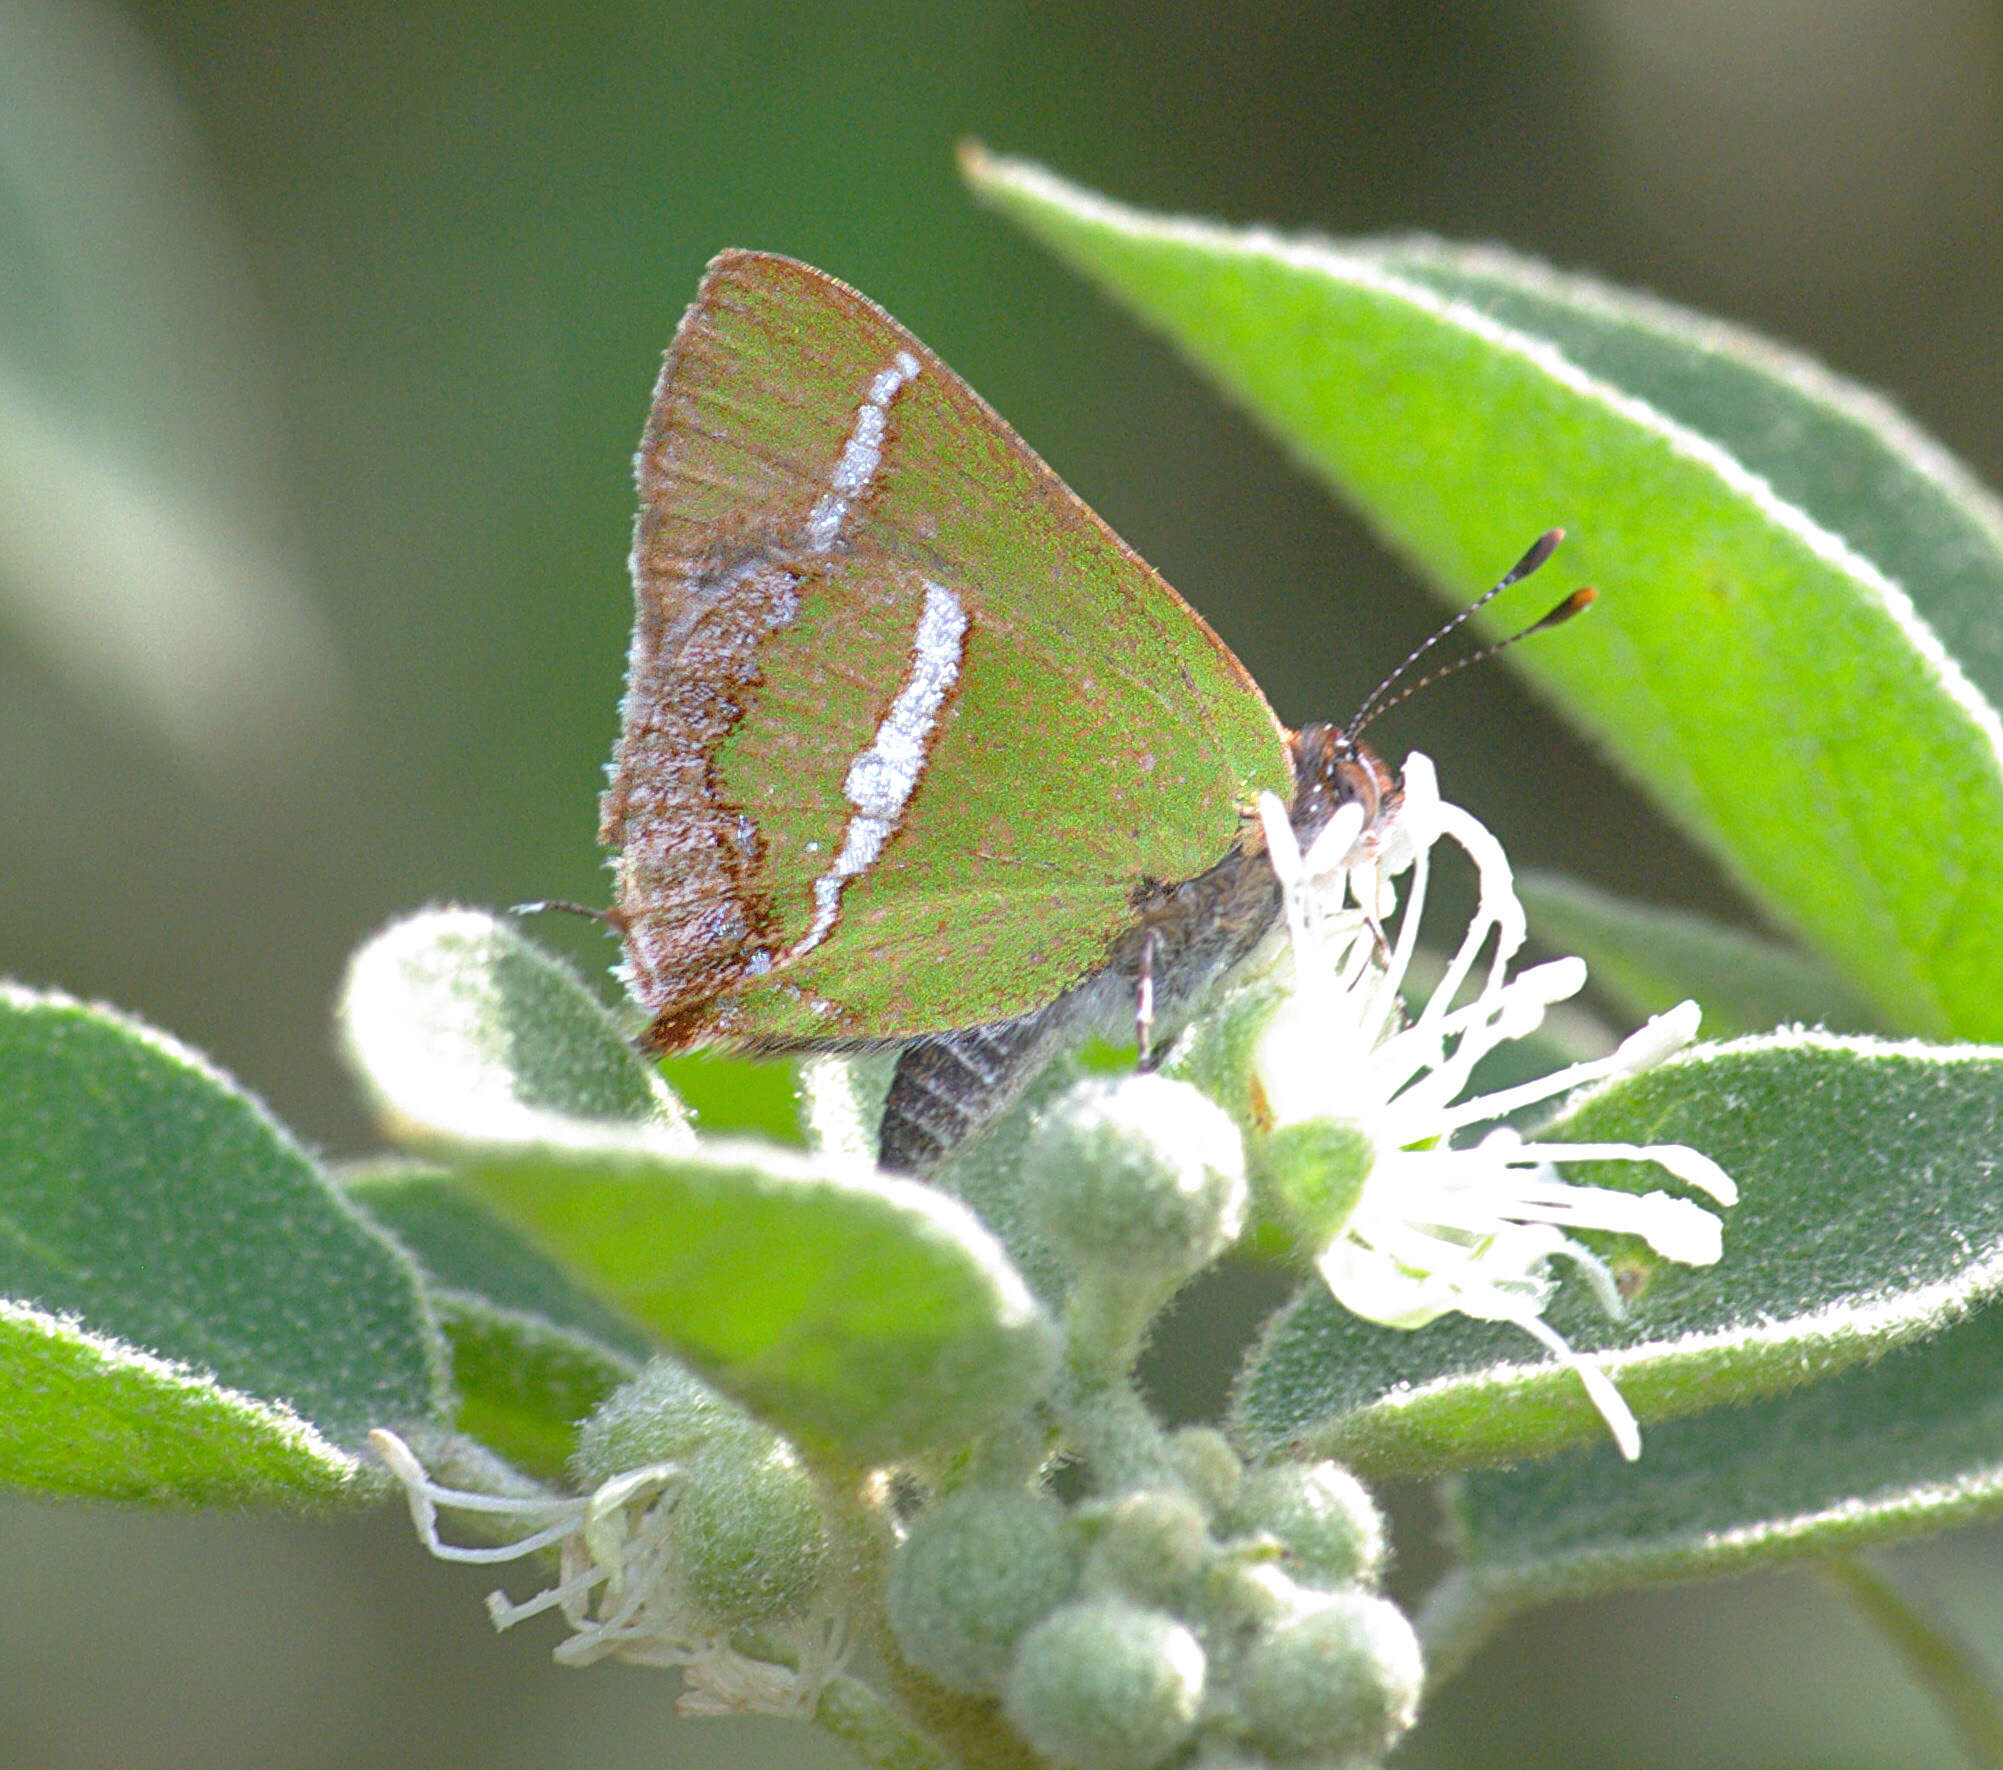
[598,251,1580,1171]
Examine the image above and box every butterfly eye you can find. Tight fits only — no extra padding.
[1335,755,1384,824]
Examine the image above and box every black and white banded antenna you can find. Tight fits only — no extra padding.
[1347,529,1595,741]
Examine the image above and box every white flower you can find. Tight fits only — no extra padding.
[1253,753,1737,1461]
[368,1429,846,1714]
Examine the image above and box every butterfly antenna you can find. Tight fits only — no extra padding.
[1354,586,1597,733]
[1347,529,1592,739]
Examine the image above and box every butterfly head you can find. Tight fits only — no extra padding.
[1268,531,1597,866]
[1284,723,1400,852]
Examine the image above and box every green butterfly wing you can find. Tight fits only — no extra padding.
[603,251,1291,1047]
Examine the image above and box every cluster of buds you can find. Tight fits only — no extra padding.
[377,746,1736,1769]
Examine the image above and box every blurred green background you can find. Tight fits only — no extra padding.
[6,1,2003,1765]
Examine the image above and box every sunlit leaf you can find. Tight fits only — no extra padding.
[0,986,446,1500]
[965,149,2003,1043]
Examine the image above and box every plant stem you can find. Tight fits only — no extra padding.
[878,1660,1043,1770]
[816,1674,956,1770]
[1052,1276,1182,1494]
[814,1462,900,1661]
[1051,1363,1177,1494]
[1826,1552,2003,1770]
[1412,1567,1514,1691]
[1064,1275,1161,1379]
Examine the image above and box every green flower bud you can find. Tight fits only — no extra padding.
[674,1435,828,1628]
[1237,1591,1422,1761]
[1261,1117,1372,1247]
[1193,1557,1315,1644]
[1165,1425,1242,1518]
[1005,1598,1206,1770]
[1081,1489,1211,1607]
[571,1355,761,1487]
[1161,969,1288,1139]
[1231,1459,1384,1590]
[888,1487,1077,1694]
[1026,1075,1246,1288]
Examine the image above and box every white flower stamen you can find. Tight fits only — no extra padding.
[1251,753,1736,1460]
[369,1429,848,1711]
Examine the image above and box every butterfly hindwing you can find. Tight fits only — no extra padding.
[604,251,1292,1047]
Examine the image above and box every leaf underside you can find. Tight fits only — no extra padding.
[1234,1034,2003,1476]
[338,913,1056,1469]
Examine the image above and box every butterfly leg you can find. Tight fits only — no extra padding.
[511,899,628,930]
[1135,927,1161,1070]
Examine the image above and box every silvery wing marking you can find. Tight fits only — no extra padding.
[793,580,970,959]
[603,279,929,1040]
[803,350,922,553]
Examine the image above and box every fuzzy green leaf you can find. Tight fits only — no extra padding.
[450,1124,1057,1467]
[344,1163,645,1478]
[1448,1297,2003,1606]
[0,986,447,1500]
[428,1303,636,1480]
[343,1107,1057,1469]
[344,1162,653,1357]
[964,149,2003,1043]
[340,908,689,1147]
[0,1298,368,1504]
[656,1049,806,1144]
[1519,871,1885,1038]
[1233,1033,2003,1475]
[337,915,1056,1465]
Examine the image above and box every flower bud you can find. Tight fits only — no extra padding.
[1230,1459,1384,1590]
[1005,1598,1206,1770]
[571,1355,760,1487]
[1192,1557,1315,1644]
[1261,1117,1372,1248]
[1237,1590,1422,1761]
[1080,1489,1211,1607]
[888,1487,1076,1694]
[1161,971,1289,1138]
[1026,1075,1246,1289]
[1165,1426,1242,1517]
[674,1434,829,1628]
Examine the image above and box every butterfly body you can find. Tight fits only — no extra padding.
[876,722,1393,1171]
[602,251,1395,1169]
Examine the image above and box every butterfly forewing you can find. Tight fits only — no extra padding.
[605,250,1291,1048]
